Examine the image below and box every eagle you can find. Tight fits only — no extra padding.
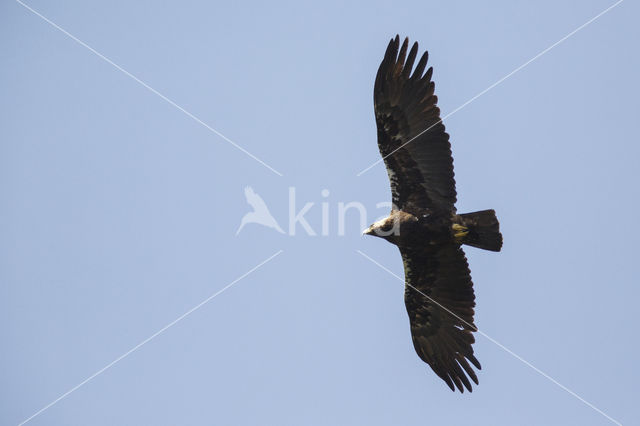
[363,35,503,393]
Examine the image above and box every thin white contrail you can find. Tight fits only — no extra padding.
[356,250,622,426]
[18,250,283,426]
[357,0,624,176]
[15,0,283,177]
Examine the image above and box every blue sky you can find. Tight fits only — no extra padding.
[2,0,639,425]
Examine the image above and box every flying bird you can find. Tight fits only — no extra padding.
[236,186,284,235]
[363,36,502,393]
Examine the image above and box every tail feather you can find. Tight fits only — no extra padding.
[459,209,502,252]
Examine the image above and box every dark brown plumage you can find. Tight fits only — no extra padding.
[363,36,502,393]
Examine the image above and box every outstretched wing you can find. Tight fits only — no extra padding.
[401,244,480,392]
[374,36,456,215]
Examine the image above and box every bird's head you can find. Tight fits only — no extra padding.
[363,216,399,239]
[364,211,419,242]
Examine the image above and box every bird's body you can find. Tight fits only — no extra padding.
[366,210,459,247]
[364,36,502,393]
[366,209,501,252]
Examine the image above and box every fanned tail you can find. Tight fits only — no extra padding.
[459,209,502,252]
